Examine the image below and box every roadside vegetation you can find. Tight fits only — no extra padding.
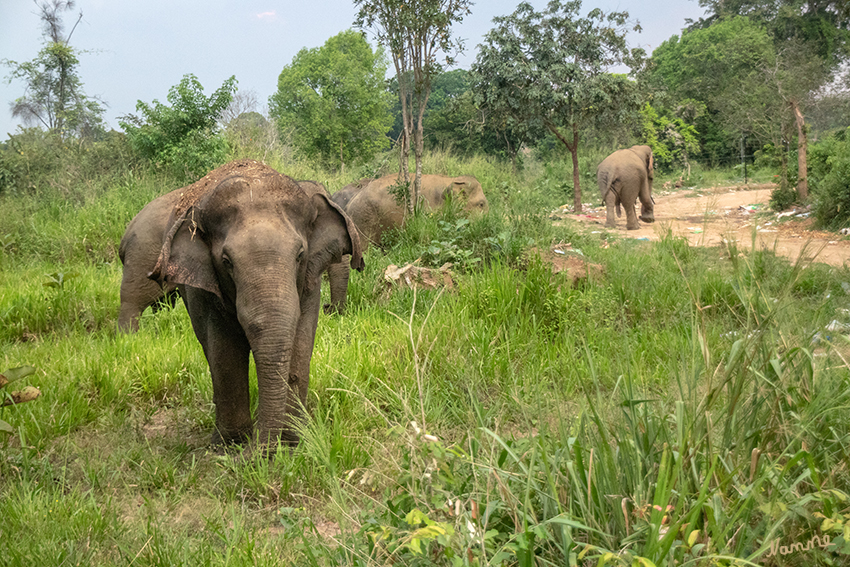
[2,0,850,565]
[1,136,849,565]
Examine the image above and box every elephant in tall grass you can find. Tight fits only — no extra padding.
[597,145,655,230]
[325,174,489,314]
[120,159,364,446]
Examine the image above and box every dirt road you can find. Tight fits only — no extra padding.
[557,184,850,268]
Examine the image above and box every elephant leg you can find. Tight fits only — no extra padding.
[284,286,323,446]
[624,194,640,230]
[603,188,619,228]
[182,287,252,444]
[638,180,655,224]
[324,257,351,315]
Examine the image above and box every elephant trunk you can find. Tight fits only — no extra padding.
[237,281,302,445]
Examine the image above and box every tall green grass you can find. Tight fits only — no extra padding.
[1,148,848,566]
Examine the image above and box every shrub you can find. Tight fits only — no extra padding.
[809,130,850,229]
[120,74,236,181]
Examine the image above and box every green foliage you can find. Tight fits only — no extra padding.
[808,129,850,228]
[769,184,799,211]
[269,30,392,171]
[0,127,137,195]
[472,0,643,208]
[649,16,777,161]
[119,74,236,181]
[640,103,699,171]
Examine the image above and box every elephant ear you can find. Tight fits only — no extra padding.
[305,193,364,285]
[148,207,221,297]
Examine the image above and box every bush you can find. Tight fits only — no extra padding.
[0,128,138,195]
[808,129,850,229]
[769,185,798,211]
[120,74,236,182]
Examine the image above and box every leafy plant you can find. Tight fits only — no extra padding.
[119,74,236,180]
[43,271,78,290]
[422,218,482,271]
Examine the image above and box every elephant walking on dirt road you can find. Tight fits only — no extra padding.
[120,159,364,448]
[597,145,655,230]
[325,174,489,314]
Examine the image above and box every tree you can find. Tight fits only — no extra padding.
[683,1,850,199]
[651,16,838,198]
[2,0,104,139]
[269,30,392,172]
[119,74,236,180]
[472,1,642,212]
[355,0,472,214]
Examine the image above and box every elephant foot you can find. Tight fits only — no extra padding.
[211,426,251,446]
[626,223,640,230]
[639,214,655,224]
[604,221,618,229]
[323,302,344,315]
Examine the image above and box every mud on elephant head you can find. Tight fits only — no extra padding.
[324,173,489,314]
[122,159,364,448]
[597,144,655,230]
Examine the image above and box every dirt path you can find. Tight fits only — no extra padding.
[556,184,850,268]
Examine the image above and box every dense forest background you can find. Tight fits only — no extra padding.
[3,0,850,227]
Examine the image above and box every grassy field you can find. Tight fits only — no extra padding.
[1,150,849,566]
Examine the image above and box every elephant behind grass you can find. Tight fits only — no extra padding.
[120,159,364,449]
[324,173,489,314]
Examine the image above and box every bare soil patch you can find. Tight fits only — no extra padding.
[555,184,850,268]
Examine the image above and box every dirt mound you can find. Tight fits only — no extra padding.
[528,244,605,286]
[555,184,850,268]
[172,159,298,216]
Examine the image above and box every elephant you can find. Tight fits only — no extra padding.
[330,177,371,211]
[118,177,334,332]
[597,145,655,230]
[324,173,488,314]
[125,159,364,446]
[118,188,183,332]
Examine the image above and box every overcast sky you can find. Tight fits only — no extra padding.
[0,0,706,138]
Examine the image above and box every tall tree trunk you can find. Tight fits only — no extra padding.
[570,122,581,212]
[413,88,429,213]
[546,120,583,212]
[792,101,808,200]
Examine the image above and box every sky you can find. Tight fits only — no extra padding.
[0,0,707,138]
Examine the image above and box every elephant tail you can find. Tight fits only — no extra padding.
[600,172,622,217]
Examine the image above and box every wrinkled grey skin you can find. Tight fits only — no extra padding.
[124,163,363,447]
[330,177,371,211]
[118,188,184,332]
[597,145,655,230]
[325,174,489,314]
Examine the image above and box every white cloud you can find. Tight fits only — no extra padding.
[256,11,276,20]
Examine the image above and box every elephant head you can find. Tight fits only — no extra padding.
[439,175,489,215]
[149,160,363,446]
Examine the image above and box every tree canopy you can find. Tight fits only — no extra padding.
[119,74,236,180]
[472,0,642,211]
[2,0,104,139]
[269,30,392,172]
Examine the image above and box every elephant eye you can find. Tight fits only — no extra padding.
[221,255,233,270]
[296,249,305,263]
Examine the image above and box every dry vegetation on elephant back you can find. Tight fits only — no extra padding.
[1,150,850,566]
